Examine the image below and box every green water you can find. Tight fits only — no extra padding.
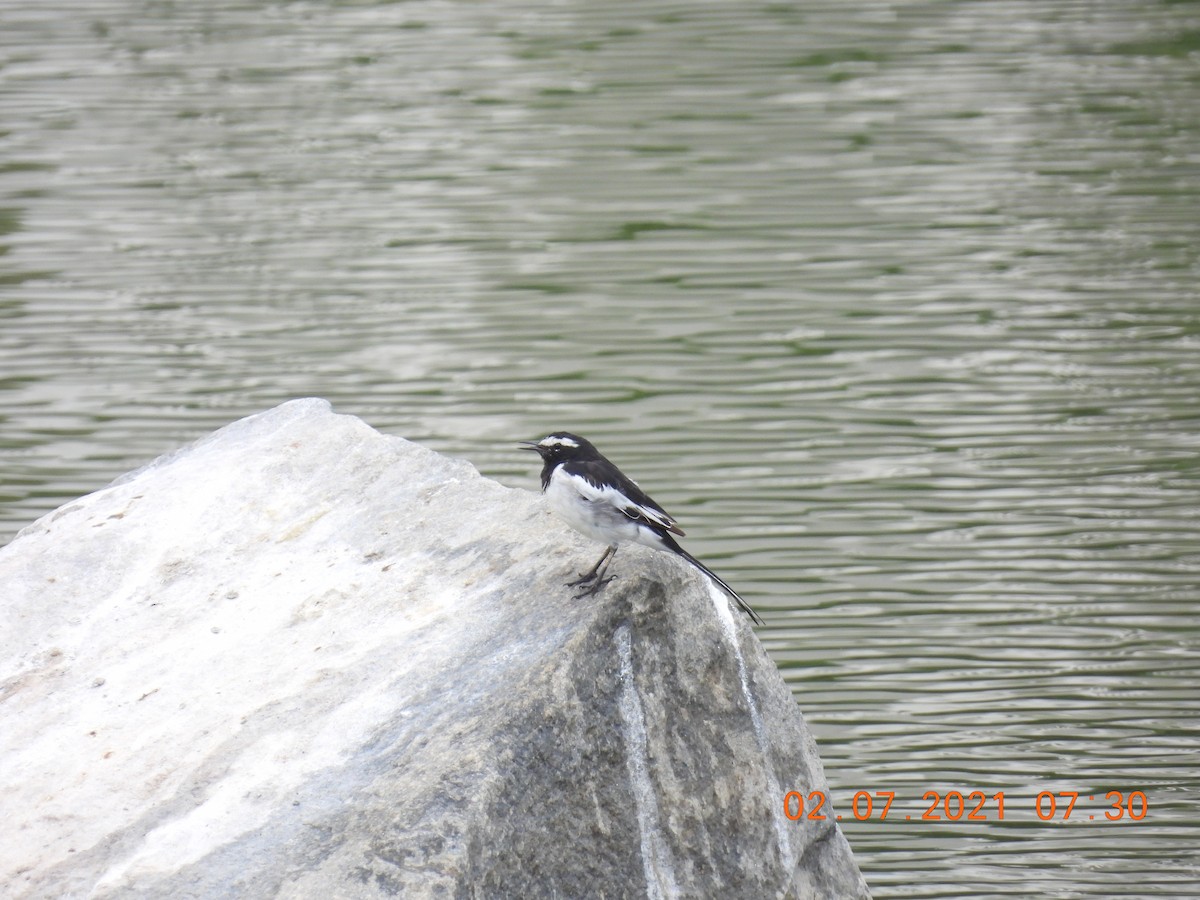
[2,1,1198,895]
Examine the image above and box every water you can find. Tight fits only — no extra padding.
[2,1,1199,895]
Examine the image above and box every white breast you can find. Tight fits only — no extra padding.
[544,466,650,548]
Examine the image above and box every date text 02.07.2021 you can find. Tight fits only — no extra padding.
[783,790,1149,824]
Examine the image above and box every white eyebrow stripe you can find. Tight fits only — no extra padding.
[540,436,579,448]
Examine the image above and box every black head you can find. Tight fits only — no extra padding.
[519,432,600,465]
[521,433,601,491]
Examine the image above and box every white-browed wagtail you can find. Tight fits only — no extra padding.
[521,432,763,625]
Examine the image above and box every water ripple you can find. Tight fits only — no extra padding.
[2,0,1199,896]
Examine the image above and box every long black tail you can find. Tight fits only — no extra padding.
[672,545,764,626]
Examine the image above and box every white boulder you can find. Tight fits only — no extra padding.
[0,399,869,899]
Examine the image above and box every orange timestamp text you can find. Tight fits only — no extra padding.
[783,789,1148,823]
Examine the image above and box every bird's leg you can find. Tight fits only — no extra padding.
[568,545,618,596]
[567,545,615,586]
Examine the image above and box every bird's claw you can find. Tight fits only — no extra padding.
[571,575,615,599]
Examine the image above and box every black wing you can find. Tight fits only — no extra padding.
[565,458,686,536]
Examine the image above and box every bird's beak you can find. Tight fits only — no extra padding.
[519,441,541,452]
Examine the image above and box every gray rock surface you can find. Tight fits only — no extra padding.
[0,399,870,899]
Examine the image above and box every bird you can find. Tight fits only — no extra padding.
[521,432,763,625]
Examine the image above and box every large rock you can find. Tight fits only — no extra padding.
[0,399,870,899]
